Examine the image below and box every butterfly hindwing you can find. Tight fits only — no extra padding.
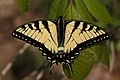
[12,20,59,60]
[64,21,109,60]
[12,17,109,64]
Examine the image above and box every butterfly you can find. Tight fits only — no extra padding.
[12,16,109,72]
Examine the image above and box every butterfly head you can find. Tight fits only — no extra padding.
[50,50,71,65]
[59,16,63,19]
[58,16,64,23]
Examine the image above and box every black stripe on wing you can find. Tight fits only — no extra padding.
[12,20,55,59]
[69,33,109,58]
[13,31,49,51]
[65,21,109,60]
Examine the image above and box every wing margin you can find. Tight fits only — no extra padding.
[12,20,58,59]
[64,21,109,60]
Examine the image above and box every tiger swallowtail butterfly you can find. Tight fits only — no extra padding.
[12,16,109,72]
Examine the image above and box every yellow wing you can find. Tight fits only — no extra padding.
[12,20,59,56]
[64,21,109,59]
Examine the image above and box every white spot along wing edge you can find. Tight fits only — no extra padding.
[12,20,58,56]
[64,21,109,59]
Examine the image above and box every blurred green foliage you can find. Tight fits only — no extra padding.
[15,0,29,11]
[14,0,120,80]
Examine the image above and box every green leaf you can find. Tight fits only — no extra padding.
[75,0,92,22]
[83,0,112,23]
[15,0,29,12]
[92,43,109,66]
[64,1,80,20]
[63,43,109,80]
[63,48,94,80]
[63,64,72,79]
[48,0,68,20]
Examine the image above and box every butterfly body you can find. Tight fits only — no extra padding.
[57,16,66,47]
[12,16,109,71]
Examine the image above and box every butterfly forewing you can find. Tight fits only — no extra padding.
[12,20,58,55]
[11,16,110,77]
[12,18,109,64]
[64,21,109,59]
